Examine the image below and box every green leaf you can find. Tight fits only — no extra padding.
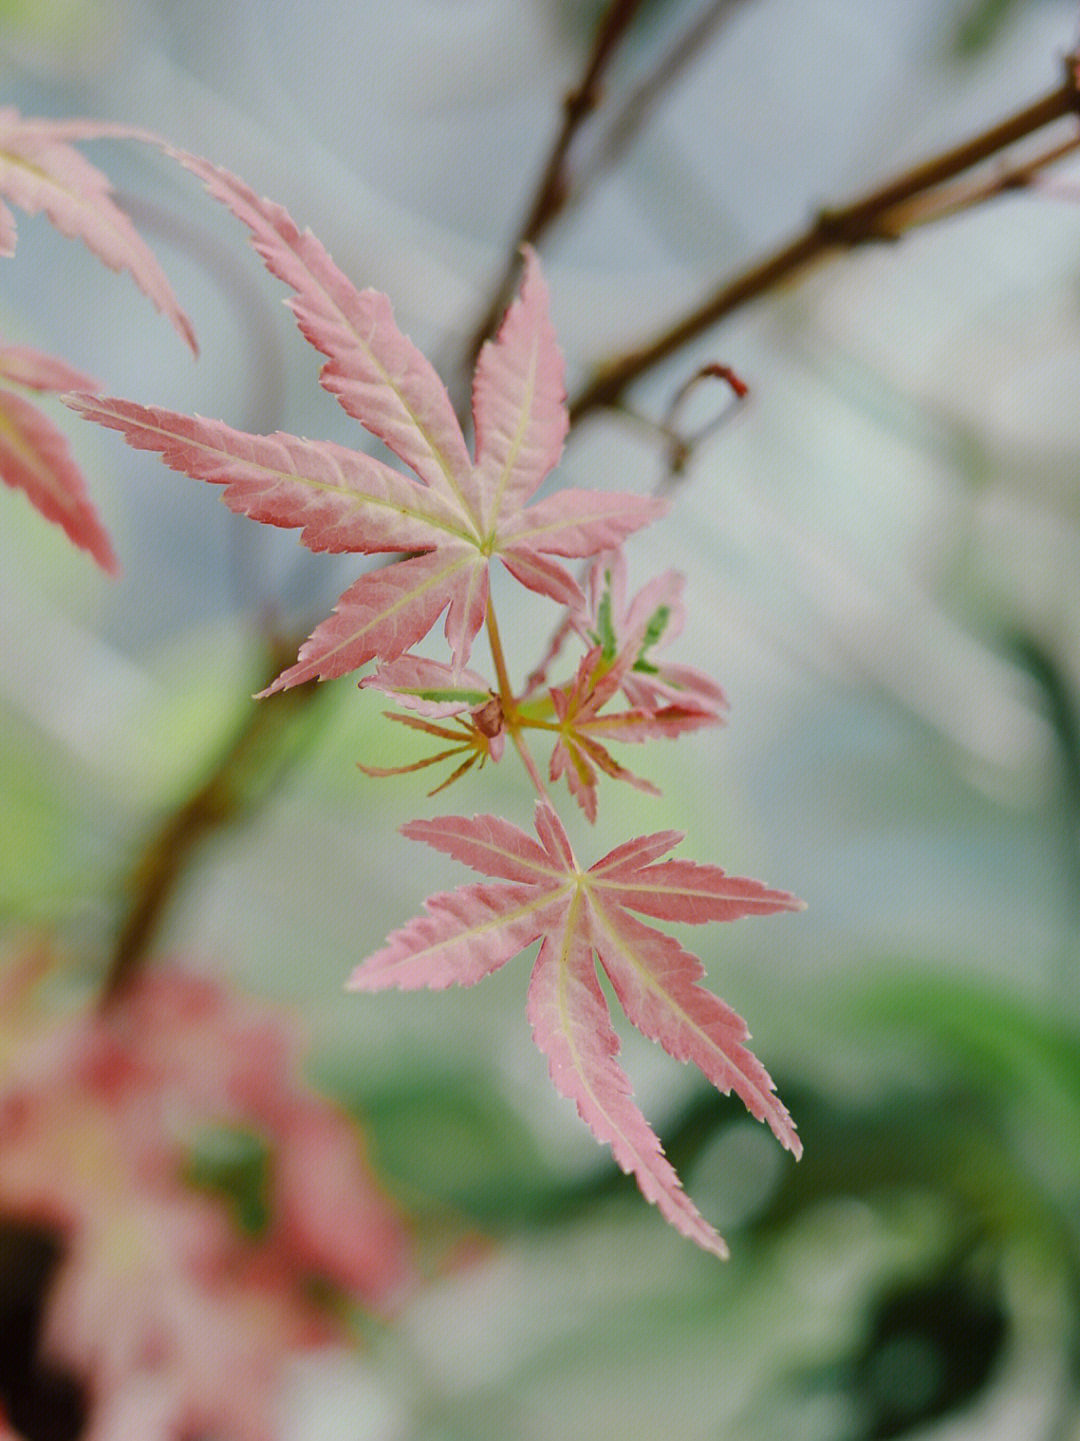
[346,1068,564,1227]
[950,0,1033,57]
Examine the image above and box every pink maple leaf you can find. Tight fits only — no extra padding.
[528,548,727,717]
[0,343,117,572]
[67,157,666,686]
[0,110,196,570]
[0,109,196,352]
[548,642,719,822]
[350,802,803,1257]
[360,654,494,719]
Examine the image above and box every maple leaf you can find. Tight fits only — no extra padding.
[357,708,506,795]
[0,109,196,352]
[528,548,727,717]
[0,110,196,569]
[67,157,666,686]
[0,343,117,572]
[547,643,716,822]
[589,552,728,715]
[360,654,495,719]
[356,656,505,792]
[350,802,803,1257]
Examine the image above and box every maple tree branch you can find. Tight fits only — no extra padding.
[569,55,1080,422]
[653,361,749,486]
[101,642,323,1008]
[575,0,751,195]
[465,0,647,362]
[885,129,1080,228]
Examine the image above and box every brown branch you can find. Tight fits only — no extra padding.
[101,642,324,1008]
[570,55,1080,422]
[464,0,647,363]
[888,130,1080,229]
[576,0,752,193]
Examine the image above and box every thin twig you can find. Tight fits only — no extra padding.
[576,0,751,194]
[464,0,647,364]
[570,56,1080,422]
[656,361,749,486]
[886,131,1080,229]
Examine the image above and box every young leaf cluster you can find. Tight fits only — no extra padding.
[65,154,802,1256]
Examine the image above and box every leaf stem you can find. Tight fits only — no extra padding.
[485,601,550,799]
[484,598,515,705]
[569,55,1080,420]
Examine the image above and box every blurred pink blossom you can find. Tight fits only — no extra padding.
[0,947,414,1440]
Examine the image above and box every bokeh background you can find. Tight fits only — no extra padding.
[3,1,1080,1437]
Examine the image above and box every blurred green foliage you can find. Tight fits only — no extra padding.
[950,0,1056,56]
